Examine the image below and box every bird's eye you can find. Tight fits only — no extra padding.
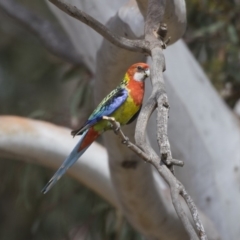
[137,66,143,71]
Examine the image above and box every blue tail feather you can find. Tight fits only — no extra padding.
[42,130,89,194]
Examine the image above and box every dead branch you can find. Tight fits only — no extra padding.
[181,188,208,239]
[136,1,207,239]
[0,0,90,70]
[49,0,150,54]
[104,116,206,240]
[47,0,207,239]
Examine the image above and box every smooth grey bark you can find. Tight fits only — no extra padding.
[0,116,116,206]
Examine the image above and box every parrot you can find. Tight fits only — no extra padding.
[42,62,150,194]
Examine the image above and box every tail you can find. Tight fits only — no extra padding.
[42,128,100,194]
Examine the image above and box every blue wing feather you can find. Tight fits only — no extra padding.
[71,87,128,136]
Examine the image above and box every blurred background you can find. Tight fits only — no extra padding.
[0,0,239,239]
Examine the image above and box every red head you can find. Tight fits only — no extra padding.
[124,63,150,107]
[126,63,150,82]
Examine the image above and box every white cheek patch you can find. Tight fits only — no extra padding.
[145,69,150,77]
[133,72,145,82]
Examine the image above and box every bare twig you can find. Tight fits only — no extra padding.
[104,116,202,240]
[136,0,208,238]
[102,116,151,163]
[0,0,90,70]
[49,0,150,54]
[103,116,183,167]
[181,188,208,240]
[46,0,208,239]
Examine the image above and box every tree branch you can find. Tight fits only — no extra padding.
[48,0,150,54]
[0,0,90,69]
[0,116,116,206]
[0,115,216,240]
[135,0,208,239]
[180,188,208,240]
[105,116,204,240]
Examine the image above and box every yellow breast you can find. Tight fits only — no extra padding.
[111,95,139,125]
[93,94,140,132]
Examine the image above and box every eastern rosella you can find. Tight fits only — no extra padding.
[42,62,150,194]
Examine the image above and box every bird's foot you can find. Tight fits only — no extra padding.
[102,116,120,133]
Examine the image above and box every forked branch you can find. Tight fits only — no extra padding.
[104,116,206,240]
[48,0,208,239]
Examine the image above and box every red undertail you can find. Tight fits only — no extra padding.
[78,127,100,152]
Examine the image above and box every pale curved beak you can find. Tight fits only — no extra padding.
[144,68,150,77]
